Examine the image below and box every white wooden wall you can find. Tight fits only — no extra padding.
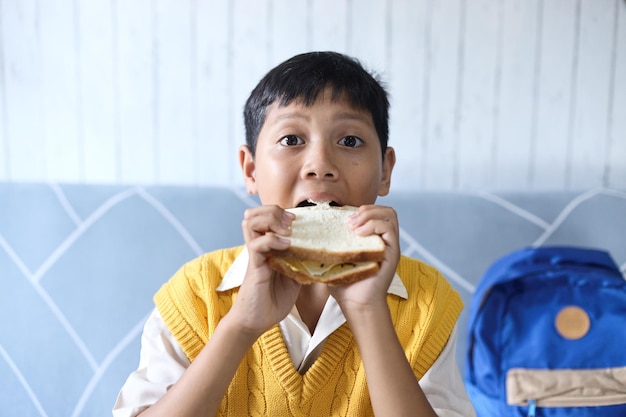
[1,0,624,191]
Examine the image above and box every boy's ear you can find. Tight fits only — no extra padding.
[378,147,396,197]
[239,145,259,194]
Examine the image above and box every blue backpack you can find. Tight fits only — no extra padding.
[464,246,626,417]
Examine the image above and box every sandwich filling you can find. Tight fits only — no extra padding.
[282,259,361,276]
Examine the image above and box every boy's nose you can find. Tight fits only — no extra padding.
[302,144,338,179]
[304,159,338,178]
[306,168,336,178]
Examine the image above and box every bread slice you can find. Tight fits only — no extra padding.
[267,202,385,285]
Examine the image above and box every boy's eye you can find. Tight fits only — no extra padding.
[338,136,363,148]
[279,135,304,146]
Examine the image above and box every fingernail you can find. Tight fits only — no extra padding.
[282,212,295,228]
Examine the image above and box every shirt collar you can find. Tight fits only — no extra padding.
[217,247,408,299]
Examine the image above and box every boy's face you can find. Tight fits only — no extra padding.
[240,88,395,209]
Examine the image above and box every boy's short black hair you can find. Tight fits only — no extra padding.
[244,51,389,157]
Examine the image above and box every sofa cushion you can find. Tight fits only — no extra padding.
[1,183,624,416]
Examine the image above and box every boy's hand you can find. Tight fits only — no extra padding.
[327,205,438,417]
[226,205,301,338]
[328,204,401,314]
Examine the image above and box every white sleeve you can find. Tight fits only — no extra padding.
[112,308,189,417]
[420,325,477,417]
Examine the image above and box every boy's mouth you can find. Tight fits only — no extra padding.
[296,200,342,208]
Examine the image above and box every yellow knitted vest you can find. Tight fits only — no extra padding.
[155,246,463,417]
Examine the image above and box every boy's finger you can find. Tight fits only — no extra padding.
[246,233,291,265]
[242,206,294,241]
[350,206,398,236]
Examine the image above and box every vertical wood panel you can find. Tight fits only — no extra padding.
[231,0,270,184]
[569,0,615,188]
[607,0,626,188]
[421,0,463,189]
[492,0,538,189]
[154,0,194,184]
[309,0,349,53]
[0,0,624,190]
[40,0,81,181]
[116,0,155,184]
[2,0,46,181]
[531,0,577,189]
[349,0,389,72]
[0,0,9,178]
[269,1,308,65]
[78,0,118,182]
[195,0,232,185]
[457,0,500,188]
[387,0,427,190]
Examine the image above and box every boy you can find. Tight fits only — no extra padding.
[113,51,475,416]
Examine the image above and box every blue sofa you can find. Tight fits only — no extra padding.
[1,182,625,417]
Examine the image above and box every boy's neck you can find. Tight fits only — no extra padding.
[296,283,330,334]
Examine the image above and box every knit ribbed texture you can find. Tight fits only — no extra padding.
[154,246,242,361]
[154,247,463,416]
[395,259,465,378]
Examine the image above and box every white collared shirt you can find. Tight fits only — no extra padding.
[113,250,475,417]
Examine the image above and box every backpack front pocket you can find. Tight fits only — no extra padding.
[506,366,626,409]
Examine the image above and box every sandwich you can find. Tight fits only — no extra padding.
[267,201,385,285]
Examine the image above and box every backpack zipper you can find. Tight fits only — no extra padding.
[526,399,536,417]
